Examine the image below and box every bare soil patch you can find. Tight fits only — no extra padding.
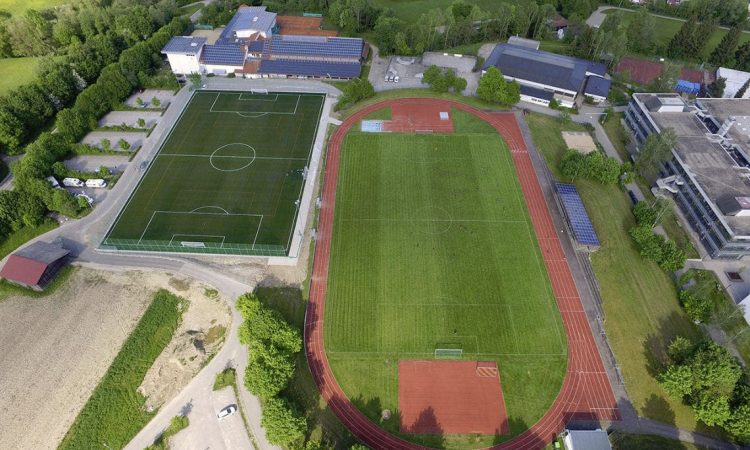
[139,277,231,410]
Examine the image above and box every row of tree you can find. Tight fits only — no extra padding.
[659,337,750,441]
[5,17,188,224]
[236,293,307,447]
[629,200,686,272]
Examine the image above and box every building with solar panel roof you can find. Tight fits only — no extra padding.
[482,38,610,108]
[161,5,365,79]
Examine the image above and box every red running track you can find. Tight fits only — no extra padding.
[304,99,619,450]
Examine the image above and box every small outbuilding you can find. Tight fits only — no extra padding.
[561,429,612,450]
[0,241,70,291]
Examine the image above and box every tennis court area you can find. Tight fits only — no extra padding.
[103,90,325,256]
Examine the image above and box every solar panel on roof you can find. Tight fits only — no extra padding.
[269,35,362,59]
[555,182,600,246]
[200,44,245,66]
[258,59,361,78]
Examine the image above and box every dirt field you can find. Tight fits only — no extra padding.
[139,278,232,411]
[0,268,229,450]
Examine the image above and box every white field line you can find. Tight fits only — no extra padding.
[251,215,264,250]
[169,234,226,246]
[138,211,158,244]
[158,153,307,161]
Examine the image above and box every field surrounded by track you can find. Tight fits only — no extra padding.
[323,108,568,448]
[103,90,325,256]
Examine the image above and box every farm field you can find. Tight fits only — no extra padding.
[324,110,567,448]
[104,90,324,256]
[0,57,41,94]
[526,113,707,434]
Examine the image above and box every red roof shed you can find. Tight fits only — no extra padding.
[0,241,70,290]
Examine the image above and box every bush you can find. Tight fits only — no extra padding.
[335,78,375,111]
[261,397,306,446]
[213,368,236,391]
[679,290,713,323]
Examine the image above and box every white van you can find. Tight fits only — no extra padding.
[46,176,60,188]
[85,179,107,188]
[62,177,84,187]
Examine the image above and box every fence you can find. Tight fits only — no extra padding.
[101,238,287,257]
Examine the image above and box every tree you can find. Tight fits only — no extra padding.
[477,67,519,105]
[629,225,664,262]
[118,138,129,150]
[735,79,749,99]
[245,344,296,399]
[679,290,712,322]
[709,25,742,67]
[101,138,111,151]
[188,72,202,90]
[659,239,685,272]
[261,397,306,446]
[137,118,146,128]
[55,109,92,143]
[693,18,717,57]
[48,188,80,217]
[735,43,750,72]
[627,8,656,54]
[336,78,374,111]
[708,77,726,97]
[667,16,699,59]
[650,61,681,93]
[633,201,658,227]
[152,96,161,107]
[636,129,677,180]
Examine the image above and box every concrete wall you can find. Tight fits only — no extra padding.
[167,54,200,75]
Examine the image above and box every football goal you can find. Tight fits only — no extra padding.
[434,348,464,360]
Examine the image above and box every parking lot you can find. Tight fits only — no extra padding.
[369,50,481,94]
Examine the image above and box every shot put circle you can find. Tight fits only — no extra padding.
[209,143,256,172]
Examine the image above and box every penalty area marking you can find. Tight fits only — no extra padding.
[209,92,301,116]
[138,210,264,246]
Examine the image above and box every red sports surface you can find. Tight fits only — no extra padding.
[399,360,510,435]
[304,99,619,449]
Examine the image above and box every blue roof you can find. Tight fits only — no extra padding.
[266,35,363,59]
[675,79,701,95]
[162,36,206,55]
[483,43,606,93]
[584,76,611,98]
[220,6,276,42]
[200,44,245,66]
[520,84,554,101]
[248,40,265,52]
[555,182,600,246]
[258,59,361,78]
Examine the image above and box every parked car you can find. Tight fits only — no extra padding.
[394,75,400,83]
[217,405,237,420]
[627,190,638,205]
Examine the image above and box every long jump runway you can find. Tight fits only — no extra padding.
[304,98,619,450]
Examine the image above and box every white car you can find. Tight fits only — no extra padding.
[217,405,237,420]
[394,75,400,83]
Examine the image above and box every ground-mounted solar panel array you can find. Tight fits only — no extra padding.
[102,90,325,256]
[555,182,600,246]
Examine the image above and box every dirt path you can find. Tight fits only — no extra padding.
[0,268,226,450]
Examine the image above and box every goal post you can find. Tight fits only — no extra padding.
[434,348,463,360]
[250,88,269,95]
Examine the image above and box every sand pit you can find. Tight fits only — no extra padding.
[0,268,229,450]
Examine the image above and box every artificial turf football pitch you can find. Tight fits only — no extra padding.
[324,110,568,448]
[103,91,324,256]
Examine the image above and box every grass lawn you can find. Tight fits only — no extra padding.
[609,431,706,450]
[0,0,65,16]
[526,112,708,434]
[598,113,699,259]
[0,56,42,94]
[104,91,324,256]
[604,9,750,60]
[324,110,566,448]
[59,289,186,450]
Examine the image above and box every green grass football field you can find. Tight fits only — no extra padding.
[104,91,324,256]
[324,110,567,448]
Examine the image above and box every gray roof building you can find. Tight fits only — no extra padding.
[161,36,207,55]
